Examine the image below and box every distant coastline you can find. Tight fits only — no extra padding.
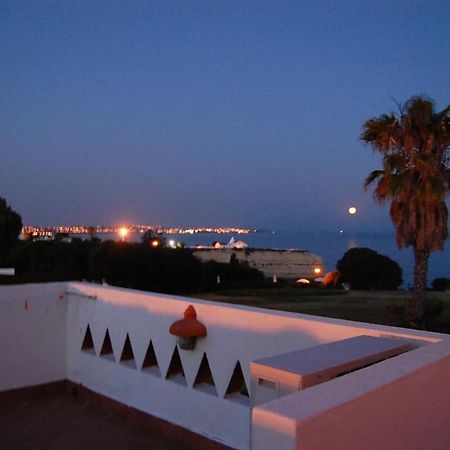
[19,227,450,287]
[22,224,261,236]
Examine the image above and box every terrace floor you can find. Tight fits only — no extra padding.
[0,382,231,450]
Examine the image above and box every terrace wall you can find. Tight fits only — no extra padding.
[252,339,450,450]
[0,283,67,391]
[1,282,449,449]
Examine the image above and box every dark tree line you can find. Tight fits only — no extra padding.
[4,238,264,295]
[0,197,22,266]
[0,197,264,293]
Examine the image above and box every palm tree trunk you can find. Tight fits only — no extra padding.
[408,248,430,328]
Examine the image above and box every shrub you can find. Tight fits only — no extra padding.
[336,247,402,290]
[87,242,204,294]
[10,238,98,279]
[431,278,450,291]
[199,260,265,291]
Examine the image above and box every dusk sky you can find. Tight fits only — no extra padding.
[1,1,449,231]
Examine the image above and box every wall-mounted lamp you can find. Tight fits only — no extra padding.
[169,305,207,350]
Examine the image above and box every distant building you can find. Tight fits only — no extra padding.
[194,243,324,280]
[32,231,54,241]
[211,237,249,249]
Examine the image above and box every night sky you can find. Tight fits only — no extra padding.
[1,1,449,230]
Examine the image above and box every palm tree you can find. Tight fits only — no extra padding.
[361,96,450,327]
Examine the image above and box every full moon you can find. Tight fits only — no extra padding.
[348,206,357,215]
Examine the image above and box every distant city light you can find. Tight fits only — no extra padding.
[169,240,175,248]
[22,225,255,236]
[348,206,357,215]
[118,227,128,241]
[314,267,322,274]
[151,239,159,247]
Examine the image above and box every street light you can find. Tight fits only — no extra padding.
[118,227,128,242]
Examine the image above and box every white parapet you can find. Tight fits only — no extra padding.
[1,281,449,450]
[251,339,450,450]
[0,282,68,391]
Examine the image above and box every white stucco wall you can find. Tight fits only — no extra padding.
[63,282,443,449]
[1,281,449,450]
[0,283,67,391]
[65,286,250,448]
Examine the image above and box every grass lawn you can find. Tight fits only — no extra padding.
[191,286,450,333]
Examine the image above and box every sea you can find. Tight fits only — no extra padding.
[95,230,450,289]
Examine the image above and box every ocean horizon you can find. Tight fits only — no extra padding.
[94,230,450,289]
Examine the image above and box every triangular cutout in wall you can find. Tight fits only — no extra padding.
[225,361,249,397]
[100,328,115,361]
[119,333,136,369]
[141,340,160,376]
[81,324,95,354]
[165,346,186,385]
[193,353,217,396]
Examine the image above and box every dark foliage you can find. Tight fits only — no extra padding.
[199,260,265,291]
[336,247,403,290]
[4,236,266,294]
[9,238,98,280]
[0,197,22,264]
[431,278,450,291]
[88,242,202,293]
[88,241,264,293]
[140,230,166,248]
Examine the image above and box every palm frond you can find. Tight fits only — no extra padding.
[363,170,383,189]
[362,95,450,255]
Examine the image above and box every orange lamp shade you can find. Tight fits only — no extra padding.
[169,305,207,338]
